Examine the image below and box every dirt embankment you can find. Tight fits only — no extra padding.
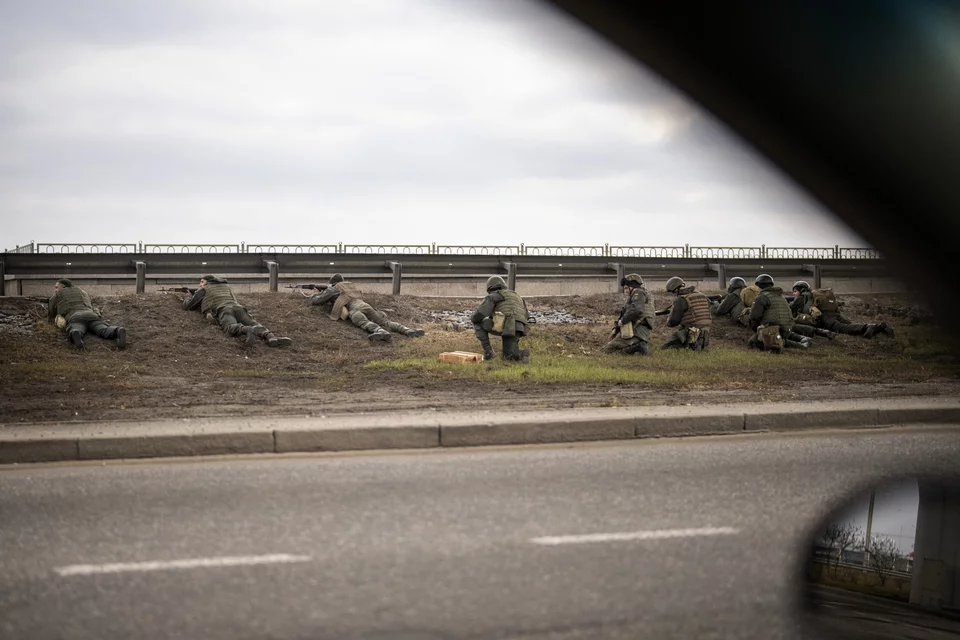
[1,291,957,425]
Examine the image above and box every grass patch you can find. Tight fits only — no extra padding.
[363,331,959,388]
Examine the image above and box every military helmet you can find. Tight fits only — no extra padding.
[620,273,644,287]
[329,273,344,285]
[56,278,74,288]
[792,280,811,292]
[665,276,686,294]
[755,273,775,288]
[485,275,507,292]
[727,277,746,292]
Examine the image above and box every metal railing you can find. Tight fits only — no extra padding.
[246,244,341,254]
[36,242,139,253]
[525,245,606,257]
[4,242,882,259]
[141,244,242,253]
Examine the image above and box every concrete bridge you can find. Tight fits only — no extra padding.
[0,244,900,297]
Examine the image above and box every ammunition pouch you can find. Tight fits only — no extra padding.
[795,313,816,326]
[757,325,785,351]
[686,326,702,345]
[492,311,505,333]
[620,321,635,339]
[55,315,67,330]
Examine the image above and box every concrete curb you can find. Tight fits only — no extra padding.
[2,397,960,464]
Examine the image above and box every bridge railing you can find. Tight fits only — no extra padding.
[5,242,882,259]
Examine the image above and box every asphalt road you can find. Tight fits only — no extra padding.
[2,426,959,640]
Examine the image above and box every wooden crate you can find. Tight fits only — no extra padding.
[439,351,484,364]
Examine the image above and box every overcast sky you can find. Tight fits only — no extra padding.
[1,0,867,251]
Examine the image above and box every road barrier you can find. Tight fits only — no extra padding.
[0,244,891,297]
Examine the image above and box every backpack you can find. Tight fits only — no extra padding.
[811,288,839,313]
[739,284,761,308]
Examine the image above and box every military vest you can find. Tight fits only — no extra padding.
[330,281,363,320]
[679,290,713,327]
[629,287,655,328]
[52,287,94,319]
[793,291,814,315]
[201,282,238,314]
[757,288,795,327]
[494,289,528,324]
[724,293,745,318]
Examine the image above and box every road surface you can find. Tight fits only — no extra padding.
[2,426,959,639]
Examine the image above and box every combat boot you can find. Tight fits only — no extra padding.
[264,332,293,347]
[367,329,391,342]
[241,326,258,346]
[815,328,838,340]
[863,324,882,339]
[405,329,425,338]
[116,327,127,349]
[480,341,496,360]
[68,330,84,350]
[880,322,895,338]
[519,348,531,364]
[624,341,651,356]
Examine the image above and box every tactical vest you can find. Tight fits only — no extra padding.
[494,289,528,324]
[52,287,94,320]
[628,287,655,328]
[201,282,239,314]
[756,288,795,327]
[739,284,761,308]
[330,281,363,321]
[793,291,813,315]
[679,290,713,327]
[811,288,840,312]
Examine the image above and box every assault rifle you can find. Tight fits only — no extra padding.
[706,294,723,302]
[159,287,197,294]
[285,284,330,291]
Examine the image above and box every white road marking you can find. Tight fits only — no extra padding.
[530,526,739,546]
[55,553,312,576]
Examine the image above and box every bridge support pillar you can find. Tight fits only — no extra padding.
[134,261,146,294]
[911,480,960,611]
[504,262,517,291]
[802,264,822,289]
[0,261,5,297]
[387,261,402,295]
[265,261,279,292]
[717,263,727,290]
[608,263,625,288]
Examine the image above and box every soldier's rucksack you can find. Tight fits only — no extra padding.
[811,288,839,313]
[739,284,761,308]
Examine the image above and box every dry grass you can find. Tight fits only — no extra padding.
[1,291,958,423]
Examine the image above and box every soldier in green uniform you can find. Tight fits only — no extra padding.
[183,275,292,347]
[715,277,750,326]
[309,274,425,342]
[471,276,530,362]
[47,278,127,350]
[602,273,654,355]
[748,274,810,351]
[790,281,893,338]
[662,277,712,350]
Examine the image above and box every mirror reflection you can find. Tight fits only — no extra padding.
[801,477,960,639]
